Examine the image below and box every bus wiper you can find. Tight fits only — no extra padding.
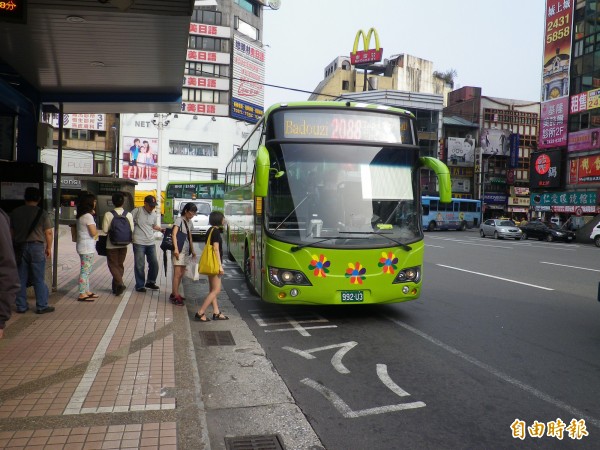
[338,231,412,251]
[290,235,363,252]
[274,192,312,233]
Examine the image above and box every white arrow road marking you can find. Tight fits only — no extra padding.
[301,378,425,418]
[283,342,357,374]
[376,364,410,397]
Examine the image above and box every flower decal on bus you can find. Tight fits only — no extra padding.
[378,252,398,274]
[345,262,366,285]
[309,254,330,277]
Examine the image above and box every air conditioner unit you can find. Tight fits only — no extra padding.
[37,123,54,148]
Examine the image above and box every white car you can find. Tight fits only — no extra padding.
[182,201,212,239]
[590,223,600,247]
[480,219,522,240]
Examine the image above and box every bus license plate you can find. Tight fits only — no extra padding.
[341,291,364,303]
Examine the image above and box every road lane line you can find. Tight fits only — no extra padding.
[437,264,554,291]
[387,317,600,429]
[541,261,600,272]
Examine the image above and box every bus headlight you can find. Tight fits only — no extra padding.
[392,266,421,284]
[268,267,312,287]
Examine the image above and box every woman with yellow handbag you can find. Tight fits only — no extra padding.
[195,211,228,322]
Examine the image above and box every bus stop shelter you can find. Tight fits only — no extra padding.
[0,0,195,288]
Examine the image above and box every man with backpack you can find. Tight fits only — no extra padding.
[102,192,134,296]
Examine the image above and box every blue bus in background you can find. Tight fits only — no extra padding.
[422,196,481,231]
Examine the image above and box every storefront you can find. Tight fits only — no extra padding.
[530,190,598,228]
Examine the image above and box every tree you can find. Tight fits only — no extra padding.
[433,68,458,88]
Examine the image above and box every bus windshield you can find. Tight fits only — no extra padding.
[266,142,420,247]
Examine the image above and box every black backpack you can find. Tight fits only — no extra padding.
[108,210,133,245]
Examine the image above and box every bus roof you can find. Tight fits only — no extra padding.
[264,101,415,120]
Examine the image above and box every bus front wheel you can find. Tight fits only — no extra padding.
[428,221,436,232]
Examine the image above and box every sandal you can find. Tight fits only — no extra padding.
[86,293,100,299]
[78,296,95,302]
[195,312,210,322]
[212,312,229,320]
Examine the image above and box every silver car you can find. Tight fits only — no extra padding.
[480,219,522,240]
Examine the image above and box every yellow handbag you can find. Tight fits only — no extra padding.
[198,227,220,276]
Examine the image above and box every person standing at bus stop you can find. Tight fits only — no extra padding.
[170,202,196,305]
[10,187,55,314]
[195,211,228,322]
[102,192,134,296]
[0,207,19,338]
[132,195,163,293]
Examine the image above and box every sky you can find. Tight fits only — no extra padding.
[262,0,546,106]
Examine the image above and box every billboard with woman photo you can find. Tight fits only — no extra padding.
[122,136,158,181]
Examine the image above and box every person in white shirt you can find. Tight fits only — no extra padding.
[131,195,164,293]
[102,192,134,296]
[75,193,99,301]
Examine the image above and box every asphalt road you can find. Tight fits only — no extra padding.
[221,231,600,449]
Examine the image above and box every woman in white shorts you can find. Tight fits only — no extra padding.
[170,202,197,305]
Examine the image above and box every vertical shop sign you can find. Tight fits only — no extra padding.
[539,0,574,149]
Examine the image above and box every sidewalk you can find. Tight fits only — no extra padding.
[0,226,322,450]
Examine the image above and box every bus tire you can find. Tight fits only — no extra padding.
[459,221,467,231]
[428,221,436,232]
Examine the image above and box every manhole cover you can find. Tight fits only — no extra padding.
[225,434,285,450]
[199,330,236,346]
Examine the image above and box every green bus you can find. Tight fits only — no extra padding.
[225,101,451,305]
[164,180,224,224]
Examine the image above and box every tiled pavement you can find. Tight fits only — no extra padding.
[0,227,206,449]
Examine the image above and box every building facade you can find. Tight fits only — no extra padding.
[535,0,600,229]
[444,87,540,220]
[119,0,267,190]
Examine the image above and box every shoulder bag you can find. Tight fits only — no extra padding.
[198,227,220,276]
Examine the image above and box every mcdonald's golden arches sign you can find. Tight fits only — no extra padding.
[350,28,383,66]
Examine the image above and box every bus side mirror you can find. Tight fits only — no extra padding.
[420,156,451,203]
[255,145,270,197]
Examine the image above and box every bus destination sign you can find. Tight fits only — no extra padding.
[278,110,413,145]
[0,0,27,24]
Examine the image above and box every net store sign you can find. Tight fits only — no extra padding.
[0,0,27,24]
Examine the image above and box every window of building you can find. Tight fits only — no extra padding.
[69,129,91,140]
[188,36,228,52]
[342,80,349,90]
[235,16,259,40]
[234,0,260,16]
[182,88,230,105]
[192,9,222,25]
[170,140,218,157]
[185,62,230,78]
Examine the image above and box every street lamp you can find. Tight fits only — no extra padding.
[151,113,171,233]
